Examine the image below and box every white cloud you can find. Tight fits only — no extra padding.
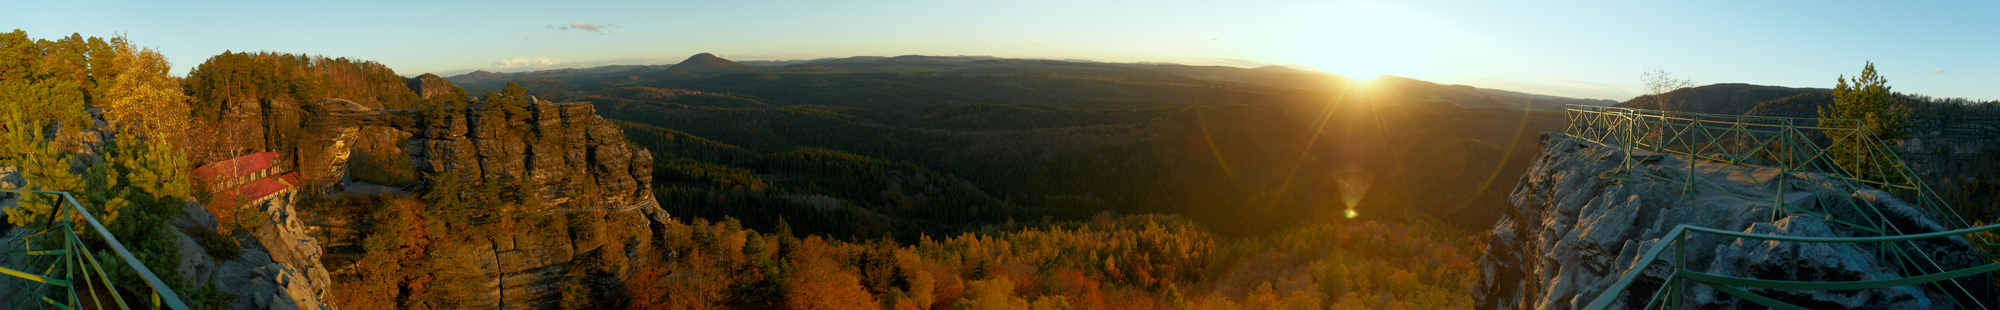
[1932,69,1946,74]
[1027,42,1046,47]
[1210,37,1221,42]
[492,57,569,70]
[550,22,620,34]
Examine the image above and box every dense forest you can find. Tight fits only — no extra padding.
[509,58,1560,238]
[0,30,227,306]
[434,53,1543,308]
[3,30,1558,309]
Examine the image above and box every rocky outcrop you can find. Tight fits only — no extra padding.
[204,189,335,310]
[209,73,652,209]
[406,73,457,100]
[202,74,666,309]
[1476,132,1984,309]
[305,97,656,208]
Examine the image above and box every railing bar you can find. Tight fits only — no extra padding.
[1639,272,1678,309]
[0,189,189,310]
[1583,226,1687,310]
[1692,280,1813,310]
[8,249,70,256]
[0,265,68,286]
[1889,237,1991,310]
[1677,260,2000,290]
[1682,223,2000,243]
[78,237,135,310]
[67,233,91,310]
[42,295,71,310]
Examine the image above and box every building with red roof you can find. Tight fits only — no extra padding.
[192,152,299,228]
[193,152,282,192]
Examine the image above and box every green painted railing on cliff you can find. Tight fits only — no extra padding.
[0,189,189,310]
[1583,223,2000,310]
[1565,105,2000,309]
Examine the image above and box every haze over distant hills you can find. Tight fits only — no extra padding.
[440,53,1617,111]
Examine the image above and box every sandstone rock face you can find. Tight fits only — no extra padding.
[1476,132,1983,310]
[237,96,655,209]
[207,76,667,309]
[212,190,335,310]
[385,98,655,208]
[415,207,660,308]
[406,73,456,100]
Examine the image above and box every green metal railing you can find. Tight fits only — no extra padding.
[1584,224,2000,310]
[1,189,189,310]
[1566,105,2000,309]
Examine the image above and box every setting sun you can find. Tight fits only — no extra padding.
[10,1,1999,309]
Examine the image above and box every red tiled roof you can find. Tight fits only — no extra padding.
[193,152,280,182]
[277,172,301,187]
[212,176,290,208]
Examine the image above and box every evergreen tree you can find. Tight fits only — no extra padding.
[421,171,470,230]
[1817,61,1911,184]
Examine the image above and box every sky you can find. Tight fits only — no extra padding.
[8,0,1998,101]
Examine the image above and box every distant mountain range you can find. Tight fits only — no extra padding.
[1613,83,1830,115]
[440,53,1616,111]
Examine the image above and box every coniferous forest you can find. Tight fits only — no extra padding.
[15,2,2000,309]
[1,30,1523,309]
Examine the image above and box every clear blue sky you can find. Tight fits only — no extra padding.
[9,0,1996,101]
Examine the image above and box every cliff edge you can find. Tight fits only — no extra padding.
[1476,132,1984,309]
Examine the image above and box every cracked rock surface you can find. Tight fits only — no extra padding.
[1476,132,1985,310]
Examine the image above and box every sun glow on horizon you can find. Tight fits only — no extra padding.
[1278,2,1464,90]
[1314,62,1399,83]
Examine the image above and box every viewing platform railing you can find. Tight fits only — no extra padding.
[0,189,189,310]
[1565,105,2000,309]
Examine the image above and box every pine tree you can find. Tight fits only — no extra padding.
[421,171,469,230]
[1817,61,1911,184]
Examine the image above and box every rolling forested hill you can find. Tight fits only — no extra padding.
[449,53,1572,239]
[426,53,1569,308]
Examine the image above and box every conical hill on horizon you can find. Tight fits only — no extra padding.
[663,52,752,72]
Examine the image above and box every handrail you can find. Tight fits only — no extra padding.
[1565,104,1968,230]
[1565,104,2000,309]
[0,188,190,310]
[1583,223,2000,310]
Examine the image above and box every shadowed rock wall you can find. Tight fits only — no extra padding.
[1476,132,1984,309]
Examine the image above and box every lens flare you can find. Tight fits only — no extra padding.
[1338,165,1374,209]
[1337,164,1374,219]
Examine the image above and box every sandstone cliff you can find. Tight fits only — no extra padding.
[201,77,665,309]
[408,73,457,100]
[1476,132,1984,309]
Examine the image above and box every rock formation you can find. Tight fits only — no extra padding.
[216,77,654,210]
[199,77,665,309]
[407,73,457,100]
[202,190,337,310]
[1476,132,1985,309]
[281,97,655,209]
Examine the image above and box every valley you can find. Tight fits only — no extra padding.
[3,24,1997,309]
